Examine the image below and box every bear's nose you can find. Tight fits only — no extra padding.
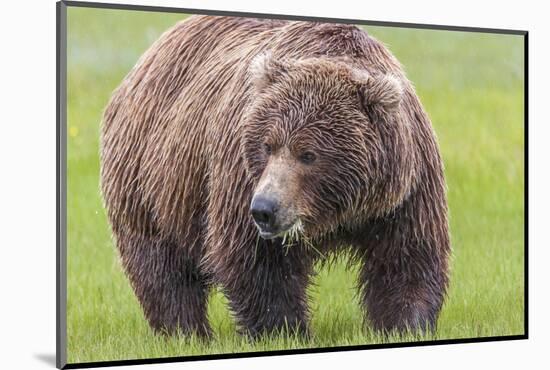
[251,196,279,230]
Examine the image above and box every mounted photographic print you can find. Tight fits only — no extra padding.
[56,1,528,368]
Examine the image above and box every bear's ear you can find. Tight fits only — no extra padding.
[249,52,291,91]
[353,70,404,119]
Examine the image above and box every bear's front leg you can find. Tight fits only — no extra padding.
[217,238,313,338]
[357,224,450,334]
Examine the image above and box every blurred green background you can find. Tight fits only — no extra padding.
[66,6,525,364]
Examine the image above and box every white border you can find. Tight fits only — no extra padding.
[1,0,547,369]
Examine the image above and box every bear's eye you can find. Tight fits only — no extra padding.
[299,151,316,164]
[263,142,272,156]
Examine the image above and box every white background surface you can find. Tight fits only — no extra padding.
[0,0,547,368]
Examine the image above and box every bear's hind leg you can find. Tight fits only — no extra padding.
[116,232,211,337]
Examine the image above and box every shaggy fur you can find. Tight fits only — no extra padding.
[100,15,450,337]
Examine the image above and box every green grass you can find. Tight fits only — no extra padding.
[66,7,525,364]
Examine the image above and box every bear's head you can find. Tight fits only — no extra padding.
[242,53,416,240]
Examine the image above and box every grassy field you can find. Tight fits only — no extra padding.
[66,7,525,364]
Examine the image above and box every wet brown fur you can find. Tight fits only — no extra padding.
[100,15,450,337]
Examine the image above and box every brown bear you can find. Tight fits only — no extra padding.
[100,15,450,338]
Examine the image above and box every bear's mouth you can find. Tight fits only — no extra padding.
[256,219,303,241]
[257,229,277,239]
